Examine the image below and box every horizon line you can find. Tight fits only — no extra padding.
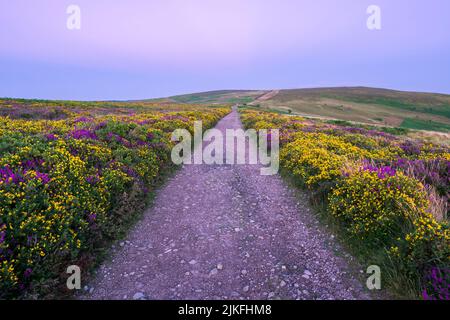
[2,85,450,102]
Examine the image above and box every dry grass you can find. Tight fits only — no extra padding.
[407,131,450,146]
[258,87,450,132]
[424,186,448,222]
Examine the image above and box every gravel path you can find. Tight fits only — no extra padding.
[80,108,371,300]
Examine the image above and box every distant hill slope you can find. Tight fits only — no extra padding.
[162,90,267,105]
[166,87,450,132]
[259,87,450,132]
[6,87,448,132]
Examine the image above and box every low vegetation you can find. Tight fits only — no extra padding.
[400,118,450,132]
[0,99,229,298]
[141,86,450,132]
[209,87,450,133]
[240,109,449,299]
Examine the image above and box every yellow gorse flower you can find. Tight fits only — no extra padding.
[0,101,230,297]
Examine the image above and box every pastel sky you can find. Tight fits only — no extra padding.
[1,0,449,100]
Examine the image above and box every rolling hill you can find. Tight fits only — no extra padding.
[148,90,266,105]
[161,87,450,133]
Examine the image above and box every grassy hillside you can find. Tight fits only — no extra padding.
[149,86,450,133]
[256,87,450,132]
[167,90,266,104]
[401,118,450,132]
[5,86,450,132]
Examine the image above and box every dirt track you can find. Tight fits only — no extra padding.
[80,108,370,300]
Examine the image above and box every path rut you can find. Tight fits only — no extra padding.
[81,108,371,300]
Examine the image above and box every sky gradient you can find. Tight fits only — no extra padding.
[1,0,450,100]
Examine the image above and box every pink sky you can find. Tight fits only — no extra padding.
[1,0,449,99]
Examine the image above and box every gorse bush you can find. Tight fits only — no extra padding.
[328,167,429,245]
[281,132,366,187]
[240,108,450,299]
[0,103,229,298]
[392,158,449,219]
